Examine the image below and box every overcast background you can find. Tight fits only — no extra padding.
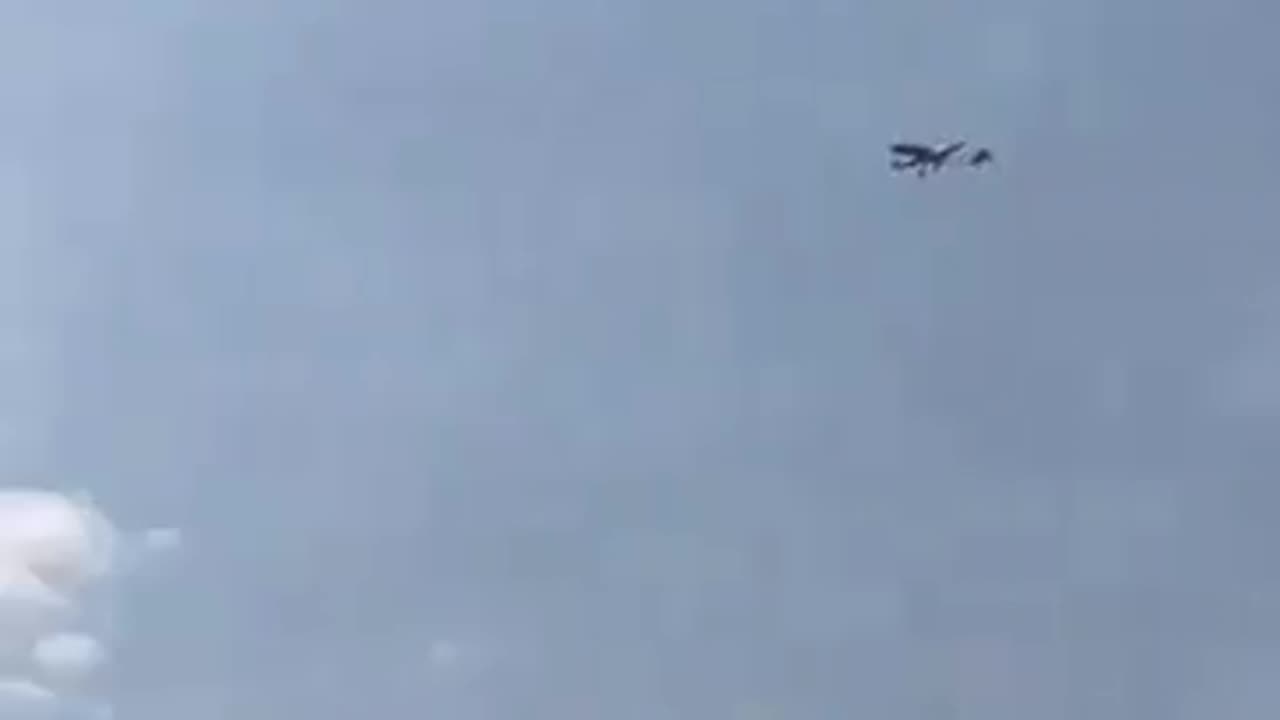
[1,0,1279,718]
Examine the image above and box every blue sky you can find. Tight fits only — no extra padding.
[1,0,1279,717]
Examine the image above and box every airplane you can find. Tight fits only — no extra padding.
[889,141,967,177]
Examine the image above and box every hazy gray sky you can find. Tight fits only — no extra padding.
[2,0,1279,717]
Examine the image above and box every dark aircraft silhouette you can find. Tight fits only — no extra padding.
[890,141,966,177]
[968,148,994,167]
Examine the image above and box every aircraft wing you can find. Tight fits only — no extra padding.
[890,143,930,158]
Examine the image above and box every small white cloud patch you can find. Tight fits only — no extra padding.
[0,677,58,718]
[141,528,182,555]
[33,632,106,690]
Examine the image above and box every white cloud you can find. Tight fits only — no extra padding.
[0,492,115,597]
[0,489,177,718]
[140,527,182,555]
[0,677,57,718]
[32,632,106,691]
